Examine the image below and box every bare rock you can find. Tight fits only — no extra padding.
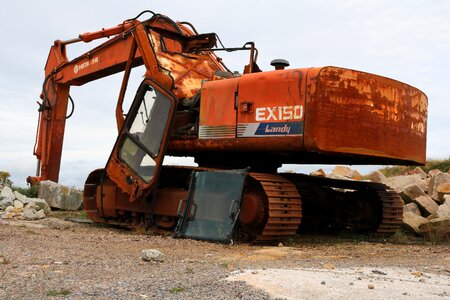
[399,184,427,204]
[40,218,74,230]
[403,211,429,234]
[428,169,442,177]
[2,206,24,220]
[418,217,450,241]
[141,249,164,262]
[327,173,352,181]
[413,195,439,217]
[24,199,51,216]
[381,174,424,193]
[404,167,428,179]
[0,186,15,200]
[310,169,326,177]
[444,194,450,203]
[436,200,450,218]
[0,198,13,210]
[403,203,421,216]
[38,181,82,211]
[437,183,450,203]
[428,172,450,201]
[331,166,362,180]
[13,200,24,209]
[13,191,27,203]
[23,208,46,220]
[367,171,385,183]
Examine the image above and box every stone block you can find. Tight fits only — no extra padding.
[367,171,386,183]
[381,174,424,193]
[403,202,421,216]
[399,184,427,204]
[413,195,439,217]
[436,201,450,218]
[310,169,326,177]
[331,166,362,180]
[402,211,429,234]
[428,172,450,201]
[38,181,82,211]
[418,217,450,241]
[404,167,428,179]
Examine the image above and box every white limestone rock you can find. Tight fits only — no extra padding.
[23,208,46,220]
[141,249,164,262]
[24,199,51,216]
[38,181,82,211]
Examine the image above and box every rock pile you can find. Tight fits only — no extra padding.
[1,180,83,221]
[0,186,51,220]
[310,166,450,240]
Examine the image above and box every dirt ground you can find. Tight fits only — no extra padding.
[0,213,449,299]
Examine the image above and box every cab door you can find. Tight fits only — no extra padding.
[105,79,177,202]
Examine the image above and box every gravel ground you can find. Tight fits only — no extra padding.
[0,215,449,299]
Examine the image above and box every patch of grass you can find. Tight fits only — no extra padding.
[378,157,450,177]
[46,289,71,297]
[12,184,40,198]
[220,261,229,268]
[169,287,185,294]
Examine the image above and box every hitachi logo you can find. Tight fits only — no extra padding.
[265,124,291,134]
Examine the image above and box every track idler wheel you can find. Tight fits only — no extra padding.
[239,173,302,243]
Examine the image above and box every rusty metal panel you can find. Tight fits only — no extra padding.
[304,66,427,164]
[198,78,239,139]
[237,70,305,138]
[151,21,224,100]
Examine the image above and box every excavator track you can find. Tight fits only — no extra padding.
[281,173,404,235]
[373,186,404,234]
[249,173,302,243]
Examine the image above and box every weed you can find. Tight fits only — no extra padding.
[12,184,40,198]
[221,261,229,268]
[169,287,185,294]
[378,157,450,177]
[46,289,71,297]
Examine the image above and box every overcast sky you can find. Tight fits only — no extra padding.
[1,1,449,187]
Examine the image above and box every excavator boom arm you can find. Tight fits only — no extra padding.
[29,13,222,185]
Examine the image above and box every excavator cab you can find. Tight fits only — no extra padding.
[105,79,177,202]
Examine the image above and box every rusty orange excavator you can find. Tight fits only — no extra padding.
[29,11,427,243]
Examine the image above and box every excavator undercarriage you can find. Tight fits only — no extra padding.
[82,166,403,243]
